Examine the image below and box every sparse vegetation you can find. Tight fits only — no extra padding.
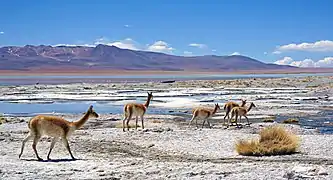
[282,118,299,124]
[0,114,7,124]
[152,119,162,123]
[235,126,300,156]
[263,116,276,123]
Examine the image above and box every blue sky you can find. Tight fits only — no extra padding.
[0,0,333,67]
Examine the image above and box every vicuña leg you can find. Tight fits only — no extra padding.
[202,118,206,128]
[245,116,250,126]
[207,118,212,129]
[135,116,138,130]
[188,115,195,127]
[140,115,144,129]
[235,115,240,128]
[62,137,75,160]
[19,134,33,159]
[122,115,128,132]
[223,111,229,125]
[47,137,58,160]
[126,114,132,131]
[32,135,42,161]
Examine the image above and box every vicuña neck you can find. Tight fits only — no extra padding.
[241,101,246,107]
[73,111,90,129]
[144,96,151,108]
[247,104,254,112]
[212,106,218,115]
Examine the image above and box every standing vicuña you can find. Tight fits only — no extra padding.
[223,99,247,125]
[19,105,99,161]
[228,102,256,127]
[122,92,153,132]
[189,103,220,128]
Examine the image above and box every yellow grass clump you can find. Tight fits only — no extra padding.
[152,119,163,123]
[0,115,7,125]
[235,126,300,156]
[282,118,299,124]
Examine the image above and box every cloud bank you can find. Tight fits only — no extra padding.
[275,40,333,53]
[274,56,333,68]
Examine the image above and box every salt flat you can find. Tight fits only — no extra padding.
[0,75,332,179]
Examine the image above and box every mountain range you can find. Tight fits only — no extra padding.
[0,44,294,71]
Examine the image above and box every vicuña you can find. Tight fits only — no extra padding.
[223,99,247,125]
[189,103,220,128]
[122,92,153,132]
[19,105,99,161]
[228,102,256,127]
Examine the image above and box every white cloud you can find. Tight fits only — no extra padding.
[124,25,131,28]
[211,49,217,52]
[290,59,316,68]
[147,41,174,53]
[230,52,241,56]
[274,57,294,65]
[189,43,207,49]
[272,51,281,54]
[0,31,4,34]
[274,56,333,68]
[315,57,333,67]
[54,37,139,50]
[54,43,95,47]
[275,40,333,52]
[183,51,193,56]
[94,38,139,50]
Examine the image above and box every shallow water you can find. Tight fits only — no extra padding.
[1,100,332,134]
[0,101,190,117]
[1,72,333,85]
[0,73,332,134]
[276,111,333,134]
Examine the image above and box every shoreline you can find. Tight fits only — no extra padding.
[0,68,333,76]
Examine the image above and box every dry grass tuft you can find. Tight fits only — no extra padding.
[151,119,163,123]
[235,126,300,156]
[282,118,299,124]
[262,116,276,123]
[0,115,7,125]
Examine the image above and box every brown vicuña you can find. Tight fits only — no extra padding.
[122,92,153,132]
[223,99,247,125]
[228,102,256,127]
[19,105,99,161]
[189,103,220,128]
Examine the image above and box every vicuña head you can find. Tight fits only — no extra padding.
[223,99,247,125]
[19,105,99,161]
[228,102,256,128]
[189,103,220,129]
[122,92,153,132]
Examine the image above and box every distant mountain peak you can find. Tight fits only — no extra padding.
[0,44,296,71]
